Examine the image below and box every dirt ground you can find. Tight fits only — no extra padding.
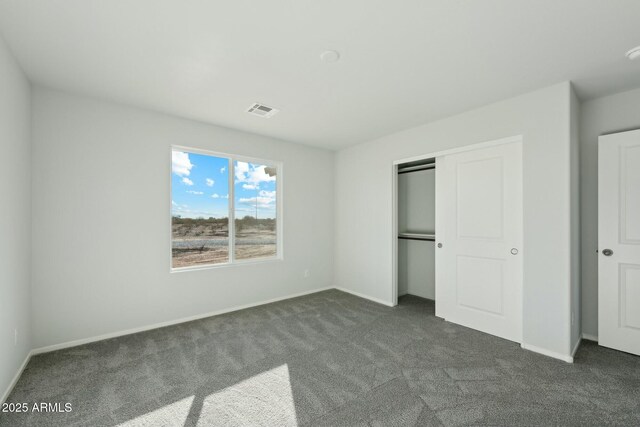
[171,247,229,268]
[171,244,276,268]
[172,222,228,238]
[172,221,276,268]
[235,244,277,260]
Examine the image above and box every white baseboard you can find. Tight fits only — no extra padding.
[582,333,598,342]
[32,286,333,355]
[521,343,574,363]
[1,350,33,404]
[333,287,395,307]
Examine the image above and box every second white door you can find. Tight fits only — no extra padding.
[435,140,523,343]
[598,129,640,356]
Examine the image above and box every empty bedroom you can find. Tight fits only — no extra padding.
[1,1,640,426]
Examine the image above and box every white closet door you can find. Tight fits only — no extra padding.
[436,141,523,343]
[599,130,640,356]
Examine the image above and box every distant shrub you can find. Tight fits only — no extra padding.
[172,216,228,226]
[172,216,274,233]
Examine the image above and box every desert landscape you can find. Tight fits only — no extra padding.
[171,216,276,268]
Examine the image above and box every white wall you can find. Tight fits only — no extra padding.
[335,82,576,358]
[570,86,581,351]
[397,169,435,299]
[0,35,31,400]
[31,88,334,349]
[580,87,640,339]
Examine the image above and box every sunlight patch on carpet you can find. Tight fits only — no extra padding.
[197,364,298,426]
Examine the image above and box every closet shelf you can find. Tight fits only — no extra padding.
[398,232,436,241]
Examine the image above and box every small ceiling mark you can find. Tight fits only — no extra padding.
[320,50,340,63]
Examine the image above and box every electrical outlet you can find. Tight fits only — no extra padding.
[14,329,18,346]
[304,269,310,278]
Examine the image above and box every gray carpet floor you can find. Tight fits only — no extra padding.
[1,290,640,426]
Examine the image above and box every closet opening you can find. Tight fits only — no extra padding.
[396,157,436,308]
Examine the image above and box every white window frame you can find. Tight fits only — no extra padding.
[170,145,283,272]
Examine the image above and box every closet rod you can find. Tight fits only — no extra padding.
[398,164,435,174]
[398,232,436,241]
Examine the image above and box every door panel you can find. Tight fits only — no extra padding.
[436,141,523,343]
[456,255,504,315]
[621,264,640,330]
[457,157,504,240]
[621,145,640,243]
[599,129,640,355]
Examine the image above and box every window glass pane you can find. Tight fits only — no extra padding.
[234,161,277,260]
[172,150,230,268]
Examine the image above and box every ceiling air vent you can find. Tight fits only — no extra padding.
[247,103,279,118]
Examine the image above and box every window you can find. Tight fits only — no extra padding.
[171,147,280,270]
[234,160,278,260]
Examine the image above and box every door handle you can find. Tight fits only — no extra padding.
[602,249,614,256]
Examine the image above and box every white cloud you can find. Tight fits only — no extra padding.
[172,151,193,177]
[235,207,255,213]
[240,194,275,206]
[171,200,177,206]
[235,161,249,181]
[211,193,220,198]
[235,162,276,186]
[187,190,203,195]
[243,184,258,190]
[172,207,229,219]
[182,177,194,186]
[223,194,229,199]
[206,178,214,187]
[238,189,276,209]
[172,205,190,212]
[239,196,269,204]
[220,166,226,174]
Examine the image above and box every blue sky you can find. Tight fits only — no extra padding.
[172,150,276,219]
